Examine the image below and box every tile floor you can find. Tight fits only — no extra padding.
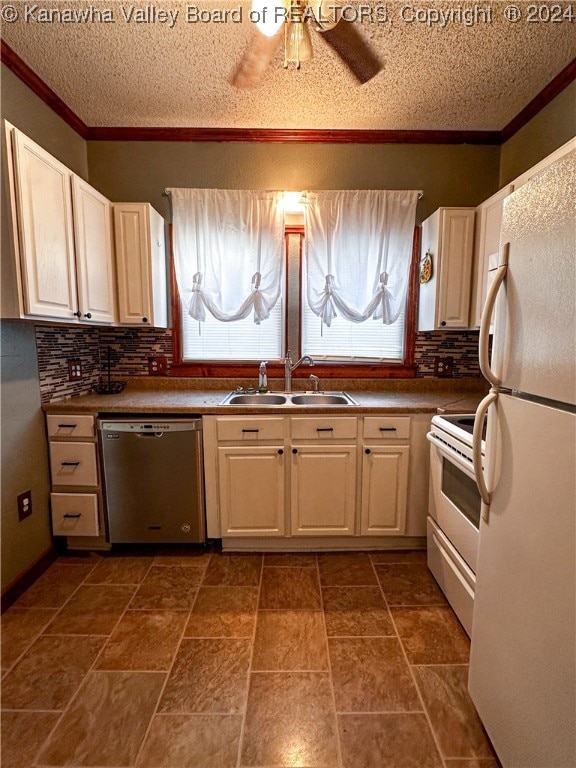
[1,549,499,768]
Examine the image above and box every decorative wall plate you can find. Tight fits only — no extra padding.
[420,251,433,283]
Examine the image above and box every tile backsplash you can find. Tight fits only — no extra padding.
[36,325,481,403]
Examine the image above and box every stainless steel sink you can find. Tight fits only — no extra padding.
[290,393,358,406]
[221,393,288,405]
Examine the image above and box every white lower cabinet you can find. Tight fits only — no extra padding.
[207,413,426,544]
[291,445,357,535]
[218,446,285,536]
[360,445,409,535]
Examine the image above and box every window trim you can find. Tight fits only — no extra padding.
[170,225,419,378]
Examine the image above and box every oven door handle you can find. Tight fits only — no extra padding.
[479,243,508,387]
[473,390,497,507]
[426,432,477,481]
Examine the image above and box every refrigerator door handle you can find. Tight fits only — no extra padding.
[473,389,498,507]
[479,243,509,387]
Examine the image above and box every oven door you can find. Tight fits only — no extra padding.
[428,435,481,573]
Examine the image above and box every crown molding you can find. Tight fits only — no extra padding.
[1,41,574,145]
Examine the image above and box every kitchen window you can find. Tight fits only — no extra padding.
[171,189,419,377]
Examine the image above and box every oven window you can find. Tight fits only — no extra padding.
[441,460,481,529]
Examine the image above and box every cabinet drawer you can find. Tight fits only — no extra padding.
[363,416,410,440]
[47,414,95,438]
[216,417,286,441]
[51,493,99,537]
[49,442,98,486]
[291,416,357,440]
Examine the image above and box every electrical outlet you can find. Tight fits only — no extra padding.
[148,356,167,375]
[68,359,82,381]
[17,490,32,521]
[434,356,454,377]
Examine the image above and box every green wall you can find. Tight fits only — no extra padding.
[500,80,576,186]
[87,140,500,224]
[0,64,89,591]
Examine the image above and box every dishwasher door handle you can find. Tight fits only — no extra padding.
[134,432,165,438]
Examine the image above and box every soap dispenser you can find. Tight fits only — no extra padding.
[258,361,268,393]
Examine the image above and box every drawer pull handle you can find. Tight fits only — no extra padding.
[316,427,334,432]
[58,423,77,428]
[242,428,260,433]
[61,461,80,467]
[63,513,82,519]
[379,427,397,432]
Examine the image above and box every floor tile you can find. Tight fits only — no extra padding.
[329,637,421,713]
[370,550,427,564]
[56,552,103,566]
[1,710,61,768]
[202,554,263,586]
[38,670,165,766]
[15,564,93,608]
[96,610,188,670]
[159,638,251,714]
[130,565,204,610]
[391,607,470,664]
[136,714,242,767]
[375,563,447,606]
[318,553,378,586]
[85,555,153,585]
[252,610,328,671]
[264,552,318,567]
[154,546,213,567]
[43,584,135,635]
[444,760,500,767]
[241,671,339,767]
[184,586,259,637]
[1,608,57,671]
[322,587,395,637]
[260,566,321,609]
[1,635,104,710]
[414,665,496,759]
[338,713,443,767]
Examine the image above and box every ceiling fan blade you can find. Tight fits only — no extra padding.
[230,29,284,89]
[317,19,382,84]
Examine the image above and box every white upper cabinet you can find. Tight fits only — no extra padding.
[4,122,117,324]
[72,176,116,324]
[470,185,513,329]
[113,203,168,328]
[417,207,476,331]
[11,127,78,320]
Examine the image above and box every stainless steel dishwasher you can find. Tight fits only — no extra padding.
[98,417,205,544]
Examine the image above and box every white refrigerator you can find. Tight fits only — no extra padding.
[468,147,576,768]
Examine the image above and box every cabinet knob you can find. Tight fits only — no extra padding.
[292,448,298,454]
[73,311,82,317]
[278,449,284,455]
[365,448,371,455]
[441,321,447,327]
[142,317,149,323]
[84,313,92,319]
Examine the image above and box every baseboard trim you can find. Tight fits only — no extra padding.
[1,544,58,613]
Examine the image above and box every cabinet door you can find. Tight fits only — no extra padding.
[218,446,285,536]
[113,204,153,324]
[437,209,475,328]
[72,176,116,324]
[291,445,357,536]
[13,130,77,319]
[361,446,409,535]
[470,186,512,328]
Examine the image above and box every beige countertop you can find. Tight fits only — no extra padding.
[43,378,486,416]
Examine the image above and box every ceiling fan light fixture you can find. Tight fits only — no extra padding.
[284,0,314,68]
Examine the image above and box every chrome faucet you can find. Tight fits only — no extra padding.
[284,350,314,393]
[309,374,320,393]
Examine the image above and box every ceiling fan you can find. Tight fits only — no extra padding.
[231,0,383,88]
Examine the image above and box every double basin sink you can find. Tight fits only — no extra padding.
[220,391,358,407]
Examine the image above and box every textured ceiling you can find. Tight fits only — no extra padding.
[2,0,575,130]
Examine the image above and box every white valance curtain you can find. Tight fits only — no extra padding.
[170,188,285,324]
[304,190,419,327]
